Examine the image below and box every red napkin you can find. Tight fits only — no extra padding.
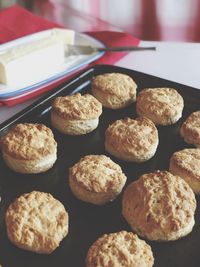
[0,5,140,105]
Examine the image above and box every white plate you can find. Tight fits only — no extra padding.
[0,29,104,99]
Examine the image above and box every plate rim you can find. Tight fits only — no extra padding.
[0,30,105,99]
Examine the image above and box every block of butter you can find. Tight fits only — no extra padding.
[0,28,75,86]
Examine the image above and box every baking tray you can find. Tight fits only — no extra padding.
[0,64,200,267]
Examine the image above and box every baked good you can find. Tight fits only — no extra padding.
[136,87,184,125]
[1,123,57,173]
[86,231,154,267]
[180,110,200,147]
[122,170,196,241]
[69,154,127,205]
[91,73,137,109]
[51,93,102,135]
[169,148,200,194]
[5,191,69,254]
[105,117,159,162]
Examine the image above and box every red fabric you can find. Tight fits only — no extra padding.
[0,5,140,106]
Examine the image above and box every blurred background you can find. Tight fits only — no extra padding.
[0,0,199,42]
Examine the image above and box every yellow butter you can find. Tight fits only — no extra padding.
[0,28,74,86]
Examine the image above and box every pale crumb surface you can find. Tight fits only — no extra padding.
[51,111,99,135]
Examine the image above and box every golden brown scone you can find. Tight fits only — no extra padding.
[1,123,57,173]
[5,191,69,254]
[51,93,102,135]
[180,110,200,147]
[91,73,137,109]
[122,171,196,241]
[69,155,127,205]
[105,117,159,162]
[86,231,154,267]
[169,148,200,194]
[136,88,184,125]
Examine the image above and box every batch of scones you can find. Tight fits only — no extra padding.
[0,71,200,266]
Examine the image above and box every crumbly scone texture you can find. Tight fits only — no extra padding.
[1,123,57,160]
[92,73,137,97]
[86,231,154,267]
[105,117,158,160]
[122,170,196,241]
[92,73,137,102]
[52,93,102,120]
[180,111,200,147]
[5,191,68,254]
[136,88,184,125]
[69,155,127,193]
[169,148,200,194]
[170,148,200,180]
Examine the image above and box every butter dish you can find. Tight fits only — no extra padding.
[0,29,104,100]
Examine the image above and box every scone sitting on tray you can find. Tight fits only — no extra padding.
[105,117,159,162]
[5,191,69,254]
[91,73,137,109]
[122,171,196,241]
[86,231,154,267]
[69,154,127,205]
[51,93,102,135]
[170,148,200,194]
[1,123,57,174]
[180,110,200,147]
[136,88,184,125]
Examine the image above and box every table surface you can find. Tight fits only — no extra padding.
[0,40,200,125]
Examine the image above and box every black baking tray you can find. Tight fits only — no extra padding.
[0,64,200,267]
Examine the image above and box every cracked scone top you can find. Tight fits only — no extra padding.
[1,123,57,173]
[69,154,127,205]
[86,231,154,267]
[122,170,196,241]
[1,123,56,160]
[91,73,137,109]
[170,148,200,194]
[180,110,200,147]
[5,191,69,254]
[136,88,184,125]
[105,117,159,162]
[51,93,102,135]
[52,93,102,120]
